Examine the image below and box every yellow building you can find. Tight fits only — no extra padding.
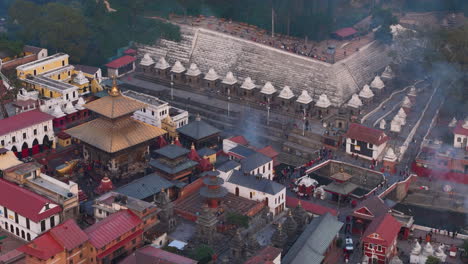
[17,53,69,79]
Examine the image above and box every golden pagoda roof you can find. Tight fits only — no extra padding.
[84,80,145,119]
[65,116,166,153]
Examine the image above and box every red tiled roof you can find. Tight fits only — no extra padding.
[334,27,357,38]
[229,136,249,146]
[257,146,279,159]
[105,55,136,69]
[453,121,468,136]
[85,210,142,249]
[0,110,54,136]
[49,219,88,250]
[345,123,389,145]
[363,213,401,247]
[286,197,338,216]
[97,230,143,259]
[0,179,62,222]
[244,246,282,264]
[121,246,198,264]
[18,233,64,260]
[124,49,137,55]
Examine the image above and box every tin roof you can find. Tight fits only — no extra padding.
[115,173,176,200]
[0,178,62,222]
[177,118,220,140]
[49,219,88,250]
[0,110,54,136]
[84,92,146,119]
[363,213,401,247]
[345,123,389,145]
[85,210,142,249]
[226,170,284,195]
[66,117,166,153]
[105,55,136,69]
[154,144,190,159]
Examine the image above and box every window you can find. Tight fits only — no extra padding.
[58,75,61,80]
[12,136,16,143]
[351,139,356,144]
[27,233,31,241]
[458,137,462,142]
[50,216,55,228]
[377,245,382,251]
[44,126,48,132]
[4,207,7,218]
[4,223,7,230]
[250,192,253,199]
[33,70,37,75]
[68,71,71,76]
[21,230,25,239]
[268,162,271,170]
[73,91,76,98]
[40,220,46,232]
[368,143,373,149]
[33,129,37,136]
[62,60,65,66]
[368,244,373,249]
[15,227,19,236]
[1,140,4,146]
[15,212,18,223]
[23,133,26,139]
[152,111,155,116]
[98,209,102,214]
[66,94,69,100]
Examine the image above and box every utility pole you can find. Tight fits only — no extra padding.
[302,108,306,136]
[227,88,231,117]
[170,74,174,100]
[271,7,275,38]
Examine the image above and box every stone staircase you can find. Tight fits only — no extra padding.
[137,26,390,107]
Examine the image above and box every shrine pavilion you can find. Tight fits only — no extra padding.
[149,144,198,182]
[66,79,166,178]
[323,170,358,207]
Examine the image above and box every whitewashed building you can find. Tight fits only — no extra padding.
[217,160,286,216]
[0,110,55,157]
[345,123,389,160]
[122,90,188,128]
[453,117,468,149]
[0,178,62,241]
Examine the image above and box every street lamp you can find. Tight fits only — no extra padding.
[227,88,231,117]
[302,108,306,136]
[170,74,174,101]
[267,97,270,125]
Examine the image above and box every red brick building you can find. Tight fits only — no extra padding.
[362,213,401,264]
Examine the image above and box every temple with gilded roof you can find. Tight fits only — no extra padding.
[66,79,166,178]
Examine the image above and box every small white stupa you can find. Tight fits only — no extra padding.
[186,63,201,76]
[240,77,256,90]
[422,242,434,257]
[463,116,468,129]
[402,96,412,108]
[260,82,277,95]
[371,76,385,90]
[204,68,219,81]
[222,72,238,85]
[448,117,457,128]
[64,102,77,114]
[171,61,186,73]
[140,53,154,66]
[347,94,363,108]
[315,94,331,109]
[73,71,89,86]
[296,90,313,104]
[155,57,170,70]
[397,108,407,119]
[278,86,294,100]
[391,118,402,133]
[380,119,386,129]
[434,244,447,262]
[51,105,65,118]
[75,97,85,110]
[359,84,375,99]
[393,113,406,126]
[381,65,394,80]
[384,147,397,162]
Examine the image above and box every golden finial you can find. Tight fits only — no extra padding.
[191,142,195,150]
[108,76,120,97]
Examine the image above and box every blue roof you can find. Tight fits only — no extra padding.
[154,144,190,159]
[177,119,220,140]
[229,145,256,158]
[149,159,198,175]
[217,160,241,172]
[115,173,175,200]
[197,147,216,157]
[240,152,272,172]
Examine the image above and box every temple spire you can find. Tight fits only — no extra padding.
[108,76,120,97]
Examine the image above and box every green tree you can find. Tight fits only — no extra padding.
[191,245,214,264]
[372,8,398,44]
[226,212,249,228]
[425,256,440,264]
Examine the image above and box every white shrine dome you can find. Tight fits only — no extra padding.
[260,82,277,95]
[384,147,397,161]
[155,57,170,70]
[411,240,421,255]
[278,86,294,100]
[347,94,363,108]
[359,84,375,98]
[397,108,407,118]
[370,76,385,89]
[296,177,318,187]
[204,68,219,81]
[402,96,412,108]
[448,117,457,128]
[381,65,394,79]
[51,105,65,118]
[64,102,77,114]
[222,72,238,85]
[73,71,89,85]
[186,63,201,76]
[75,97,85,110]
[240,77,256,90]
[296,90,313,104]
[171,61,186,73]
[315,94,331,108]
[422,242,434,257]
[140,53,154,66]
[393,113,406,125]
